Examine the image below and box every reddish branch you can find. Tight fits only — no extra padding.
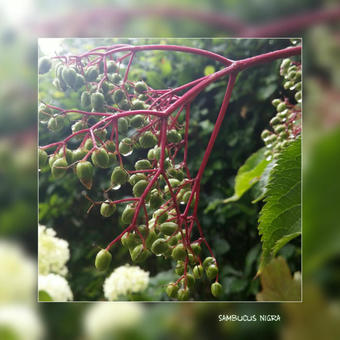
[41,43,301,276]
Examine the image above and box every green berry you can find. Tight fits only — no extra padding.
[109,73,121,84]
[58,148,73,165]
[185,274,195,289]
[104,140,115,153]
[280,58,291,70]
[190,243,201,255]
[193,265,204,279]
[119,138,132,155]
[107,60,117,73]
[133,180,149,197]
[177,287,190,301]
[135,159,152,170]
[146,230,157,249]
[91,92,105,111]
[100,200,116,217]
[118,118,128,134]
[149,191,163,209]
[151,238,169,255]
[111,166,129,186]
[203,257,215,269]
[132,100,146,110]
[129,173,147,186]
[73,74,85,90]
[95,249,112,271]
[271,99,281,107]
[166,284,179,298]
[48,116,64,132]
[211,282,223,298]
[130,244,150,263]
[274,124,286,134]
[206,264,218,280]
[121,205,135,224]
[130,115,145,128]
[172,243,186,261]
[113,89,125,104]
[91,148,109,168]
[134,81,148,94]
[51,158,68,179]
[153,209,168,224]
[118,99,130,110]
[175,261,185,275]
[85,66,98,82]
[139,131,157,148]
[76,161,93,189]
[72,149,87,163]
[39,149,48,168]
[38,57,52,74]
[167,129,181,143]
[277,102,287,112]
[270,116,281,126]
[160,222,178,236]
[62,67,77,88]
[121,232,140,249]
[147,148,156,161]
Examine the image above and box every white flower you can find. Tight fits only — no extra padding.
[38,224,70,276]
[103,264,149,301]
[0,305,44,340]
[83,303,143,340]
[0,241,36,303]
[38,274,73,301]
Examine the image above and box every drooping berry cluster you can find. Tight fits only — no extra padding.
[261,58,302,161]
[38,45,225,300]
[39,43,301,301]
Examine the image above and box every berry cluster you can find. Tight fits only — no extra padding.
[261,58,302,161]
[38,45,223,301]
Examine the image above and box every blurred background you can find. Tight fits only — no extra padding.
[1,0,340,339]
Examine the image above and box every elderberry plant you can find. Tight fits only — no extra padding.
[39,41,301,301]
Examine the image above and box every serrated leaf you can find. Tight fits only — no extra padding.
[258,139,301,271]
[272,231,301,256]
[256,257,301,301]
[224,147,270,203]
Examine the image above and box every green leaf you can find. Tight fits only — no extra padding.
[224,147,270,203]
[39,290,54,301]
[256,257,301,301]
[272,231,301,256]
[258,139,301,271]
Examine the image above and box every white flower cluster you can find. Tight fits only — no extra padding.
[103,264,149,301]
[38,224,70,276]
[38,273,73,301]
[83,303,143,340]
[0,241,35,303]
[38,224,73,301]
[0,305,44,340]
